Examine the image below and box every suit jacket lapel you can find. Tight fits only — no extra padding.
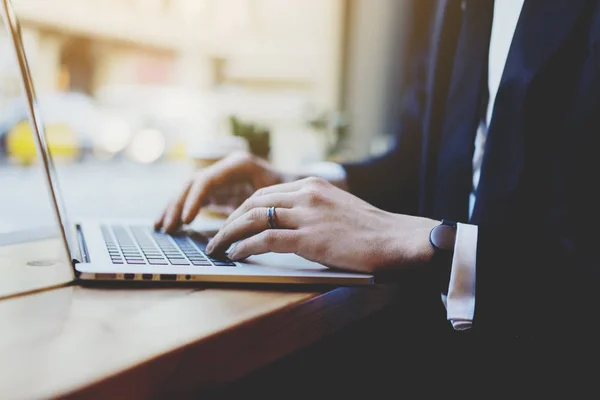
[470,0,588,223]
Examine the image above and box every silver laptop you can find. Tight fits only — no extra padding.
[0,0,373,285]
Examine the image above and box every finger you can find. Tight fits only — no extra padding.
[250,179,308,198]
[228,230,302,261]
[164,181,192,233]
[225,192,298,225]
[207,207,297,254]
[154,208,167,230]
[181,174,214,224]
[182,157,258,223]
[213,181,254,210]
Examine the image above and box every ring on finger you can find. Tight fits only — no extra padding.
[267,206,278,229]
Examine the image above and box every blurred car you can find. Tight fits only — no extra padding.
[0,92,136,165]
[6,121,80,165]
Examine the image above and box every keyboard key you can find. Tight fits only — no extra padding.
[170,260,190,265]
[148,260,169,265]
[207,255,231,262]
[213,261,236,267]
[187,256,207,261]
[161,250,179,255]
[191,260,212,266]
[126,260,147,264]
[160,248,178,252]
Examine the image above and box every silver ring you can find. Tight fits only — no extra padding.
[267,206,278,229]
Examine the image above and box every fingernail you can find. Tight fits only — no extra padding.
[227,243,237,257]
[228,244,243,260]
[206,240,215,254]
[182,209,190,223]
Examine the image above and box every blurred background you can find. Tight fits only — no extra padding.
[0,0,429,235]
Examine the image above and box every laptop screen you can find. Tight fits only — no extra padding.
[1,0,76,260]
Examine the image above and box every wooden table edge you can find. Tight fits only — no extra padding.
[57,284,397,399]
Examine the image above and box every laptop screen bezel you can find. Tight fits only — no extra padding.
[1,0,77,263]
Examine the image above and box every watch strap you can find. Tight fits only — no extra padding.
[429,220,457,295]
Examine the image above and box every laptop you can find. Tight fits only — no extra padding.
[0,0,373,286]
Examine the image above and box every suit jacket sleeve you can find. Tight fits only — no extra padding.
[343,53,428,215]
[473,219,600,340]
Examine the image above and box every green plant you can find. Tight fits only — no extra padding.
[228,115,271,159]
[305,110,348,160]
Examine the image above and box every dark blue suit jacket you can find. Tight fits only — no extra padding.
[344,0,600,339]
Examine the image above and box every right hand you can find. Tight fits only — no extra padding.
[155,152,285,233]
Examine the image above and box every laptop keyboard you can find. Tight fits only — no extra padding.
[100,225,235,267]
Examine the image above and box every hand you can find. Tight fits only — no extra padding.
[206,177,439,274]
[155,152,285,233]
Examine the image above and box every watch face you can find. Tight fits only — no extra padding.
[431,224,457,251]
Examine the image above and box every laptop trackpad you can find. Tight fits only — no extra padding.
[243,253,329,271]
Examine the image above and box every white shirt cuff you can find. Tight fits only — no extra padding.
[442,223,478,331]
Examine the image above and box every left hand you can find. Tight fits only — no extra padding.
[206,177,439,274]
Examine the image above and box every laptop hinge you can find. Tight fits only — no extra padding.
[74,224,90,264]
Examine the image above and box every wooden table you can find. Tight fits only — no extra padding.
[0,236,406,399]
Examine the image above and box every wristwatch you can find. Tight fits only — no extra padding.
[429,219,457,295]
